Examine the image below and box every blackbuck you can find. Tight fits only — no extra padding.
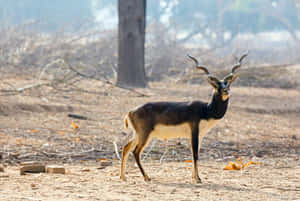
[120,53,248,183]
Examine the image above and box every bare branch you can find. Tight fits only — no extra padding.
[113,141,121,160]
[67,64,150,97]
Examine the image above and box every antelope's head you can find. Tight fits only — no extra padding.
[188,53,248,101]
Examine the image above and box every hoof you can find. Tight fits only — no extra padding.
[144,176,151,182]
[120,176,127,181]
[193,177,202,184]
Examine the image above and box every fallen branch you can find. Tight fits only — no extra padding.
[42,148,103,158]
[68,64,150,97]
[0,82,52,95]
[113,141,121,160]
[67,114,88,120]
[16,82,51,92]
[159,147,169,163]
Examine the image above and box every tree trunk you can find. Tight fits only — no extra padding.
[117,0,147,88]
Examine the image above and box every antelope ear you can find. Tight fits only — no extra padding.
[223,73,239,86]
[207,76,220,89]
[230,73,239,84]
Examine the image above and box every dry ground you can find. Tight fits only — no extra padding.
[0,74,299,201]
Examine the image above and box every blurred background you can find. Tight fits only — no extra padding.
[0,0,300,88]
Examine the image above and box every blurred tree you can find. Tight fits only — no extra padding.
[0,0,299,36]
[147,0,173,23]
[170,0,300,46]
[224,0,300,40]
[117,0,147,88]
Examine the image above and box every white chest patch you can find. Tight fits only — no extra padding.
[198,119,218,139]
[150,119,218,141]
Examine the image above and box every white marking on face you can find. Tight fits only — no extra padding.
[222,93,229,101]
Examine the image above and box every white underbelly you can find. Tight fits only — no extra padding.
[150,123,191,140]
[150,119,218,141]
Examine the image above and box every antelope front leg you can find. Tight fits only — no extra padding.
[191,126,201,184]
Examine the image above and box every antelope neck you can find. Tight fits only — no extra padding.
[207,93,229,119]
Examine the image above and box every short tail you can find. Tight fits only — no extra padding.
[124,113,130,129]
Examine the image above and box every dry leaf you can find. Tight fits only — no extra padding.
[66,170,71,174]
[97,158,107,162]
[231,162,241,170]
[31,129,38,133]
[58,131,64,135]
[224,158,261,171]
[75,138,80,142]
[223,165,233,170]
[236,158,243,165]
[16,139,22,143]
[72,122,79,130]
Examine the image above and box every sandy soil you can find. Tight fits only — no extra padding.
[0,75,299,201]
[1,160,299,201]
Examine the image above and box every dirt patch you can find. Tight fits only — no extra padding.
[0,102,73,116]
[0,75,299,200]
[0,160,299,201]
